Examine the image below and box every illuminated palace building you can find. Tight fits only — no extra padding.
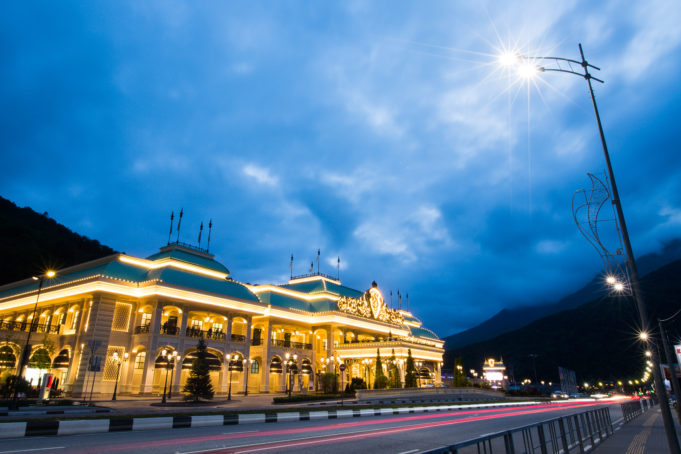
[0,243,443,397]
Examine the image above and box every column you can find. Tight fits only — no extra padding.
[262,322,271,392]
[172,355,183,395]
[140,303,163,394]
[242,316,252,394]
[70,295,116,398]
[225,316,232,343]
[326,328,335,372]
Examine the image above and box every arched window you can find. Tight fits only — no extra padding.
[134,352,146,369]
[0,346,16,369]
[250,359,260,374]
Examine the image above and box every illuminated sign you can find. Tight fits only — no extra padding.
[337,284,403,325]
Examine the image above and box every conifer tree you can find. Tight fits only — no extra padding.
[389,348,401,388]
[373,349,388,389]
[405,348,418,388]
[183,338,214,401]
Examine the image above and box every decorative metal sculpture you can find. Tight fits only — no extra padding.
[572,172,632,295]
[338,288,404,325]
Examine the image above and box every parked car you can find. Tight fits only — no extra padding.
[551,391,568,399]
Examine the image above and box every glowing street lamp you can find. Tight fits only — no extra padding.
[161,349,171,404]
[499,44,680,453]
[14,269,57,401]
[226,354,233,401]
[111,351,129,401]
[167,351,179,400]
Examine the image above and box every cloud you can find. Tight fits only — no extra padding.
[242,164,278,186]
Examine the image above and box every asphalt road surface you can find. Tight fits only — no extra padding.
[2,400,625,454]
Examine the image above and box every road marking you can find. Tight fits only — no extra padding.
[0,448,65,454]
[397,450,419,454]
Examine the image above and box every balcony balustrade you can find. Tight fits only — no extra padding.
[185,327,226,340]
[0,320,60,334]
[270,339,312,350]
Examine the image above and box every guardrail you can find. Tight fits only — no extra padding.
[422,407,613,454]
[621,397,658,423]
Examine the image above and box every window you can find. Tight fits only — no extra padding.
[190,320,203,330]
[134,352,146,370]
[103,346,125,381]
[250,359,260,374]
[70,311,80,330]
[112,303,132,332]
[212,322,223,333]
[140,312,152,326]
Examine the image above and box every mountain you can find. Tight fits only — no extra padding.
[0,196,116,285]
[444,258,681,382]
[444,238,681,350]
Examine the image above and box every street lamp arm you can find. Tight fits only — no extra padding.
[541,67,604,84]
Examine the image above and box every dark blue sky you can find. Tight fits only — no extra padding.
[2,1,680,337]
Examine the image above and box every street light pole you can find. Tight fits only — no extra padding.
[112,352,128,401]
[243,359,248,396]
[161,350,170,404]
[14,270,56,402]
[503,44,679,454]
[659,315,681,422]
[226,354,232,401]
[167,351,178,400]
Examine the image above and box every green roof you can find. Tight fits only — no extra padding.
[410,326,440,340]
[0,250,256,303]
[146,245,230,275]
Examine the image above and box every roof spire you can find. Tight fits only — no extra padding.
[167,211,174,245]
[198,221,204,247]
[176,208,183,243]
[206,219,213,252]
[289,253,294,279]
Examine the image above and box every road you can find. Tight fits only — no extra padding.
[2,400,625,454]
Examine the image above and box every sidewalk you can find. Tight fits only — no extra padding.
[595,407,681,453]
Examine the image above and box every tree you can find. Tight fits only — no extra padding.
[453,357,470,387]
[405,349,417,388]
[373,349,388,389]
[389,349,402,389]
[320,372,338,393]
[182,339,214,401]
[349,377,367,391]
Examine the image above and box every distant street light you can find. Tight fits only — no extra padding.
[161,349,170,404]
[499,44,679,453]
[14,270,57,401]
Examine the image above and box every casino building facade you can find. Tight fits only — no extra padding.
[0,243,443,398]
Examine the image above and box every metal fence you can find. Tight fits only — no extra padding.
[621,397,658,423]
[422,407,613,454]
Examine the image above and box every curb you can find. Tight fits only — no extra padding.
[0,401,543,439]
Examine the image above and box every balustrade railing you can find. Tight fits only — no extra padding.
[185,327,226,340]
[161,325,180,335]
[270,339,312,349]
[134,324,150,334]
[230,334,246,342]
[422,407,613,454]
[0,320,60,334]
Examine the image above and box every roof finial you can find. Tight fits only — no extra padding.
[207,219,213,252]
[176,208,183,243]
[198,221,204,247]
[289,253,294,279]
[167,211,174,245]
[337,256,340,281]
[316,249,320,275]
